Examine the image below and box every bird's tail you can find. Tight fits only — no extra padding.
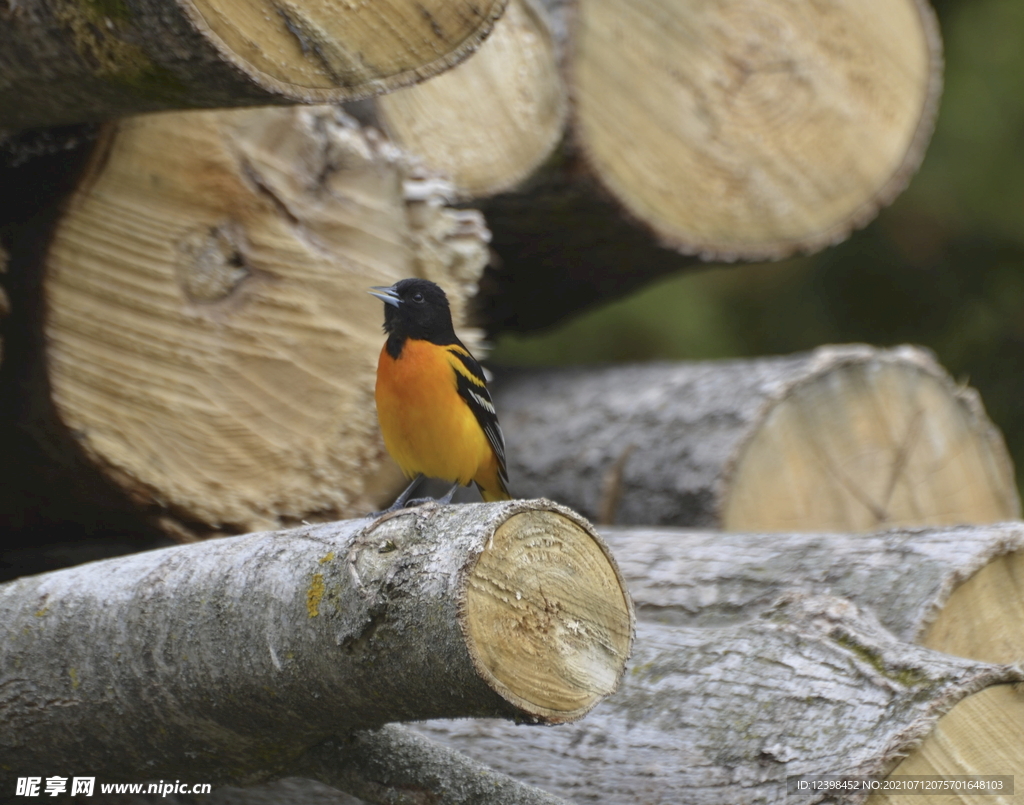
[476,474,511,502]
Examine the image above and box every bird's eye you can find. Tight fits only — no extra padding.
[412,292,425,303]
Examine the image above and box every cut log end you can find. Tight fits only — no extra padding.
[39,106,489,539]
[922,550,1024,667]
[185,0,509,98]
[721,349,1019,532]
[377,0,567,196]
[869,684,1024,805]
[573,0,943,260]
[462,508,634,721]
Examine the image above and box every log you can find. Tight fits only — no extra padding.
[868,685,1024,805]
[413,594,1022,804]
[297,725,574,805]
[375,0,567,197]
[81,729,575,805]
[599,523,1024,666]
[0,0,508,131]
[0,105,490,541]
[0,500,634,784]
[494,344,1020,530]
[568,0,943,261]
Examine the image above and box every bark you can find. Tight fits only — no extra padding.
[413,594,1022,804]
[0,105,490,542]
[297,725,574,805]
[0,500,633,784]
[0,0,508,131]
[600,522,1024,665]
[493,344,1020,530]
[81,728,575,805]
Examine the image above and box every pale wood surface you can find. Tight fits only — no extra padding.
[189,0,507,91]
[869,685,1024,805]
[378,0,567,196]
[464,509,633,719]
[494,345,1019,530]
[41,106,488,538]
[0,500,631,783]
[0,0,508,130]
[572,0,942,259]
[922,550,1024,666]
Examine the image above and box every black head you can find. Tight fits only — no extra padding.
[369,278,457,350]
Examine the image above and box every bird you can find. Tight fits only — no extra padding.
[369,278,510,509]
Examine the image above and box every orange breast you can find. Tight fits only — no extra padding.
[375,340,496,486]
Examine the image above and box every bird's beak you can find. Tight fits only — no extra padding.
[368,285,401,308]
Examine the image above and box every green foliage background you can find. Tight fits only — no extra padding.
[492,0,1024,496]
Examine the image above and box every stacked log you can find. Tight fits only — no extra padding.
[0,500,633,791]
[375,0,567,198]
[367,0,944,332]
[493,344,1020,531]
[0,0,508,130]
[414,522,1024,804]
[0,105,490,542]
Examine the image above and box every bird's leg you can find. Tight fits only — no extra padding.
[391,474,425,509]
[366,475,425,517]
[404,481,462,508]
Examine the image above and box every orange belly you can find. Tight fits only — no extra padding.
[375,340,498,489]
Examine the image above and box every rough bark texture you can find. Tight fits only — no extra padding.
[78,728,575,805]
[493,344,1020,530]
[376,0,567,197]
[600,522,1024,664]
[297,725,574,805]
[0,0,508,131]
[1,105,489,542]
[0,500,633,784]
[413,594,1022,804]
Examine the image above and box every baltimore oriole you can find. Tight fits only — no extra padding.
[370,278,511,508]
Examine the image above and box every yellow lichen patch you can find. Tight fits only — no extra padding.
[318,552,335,564]
[68,667,80,689]
[57,0,152,79]
[307,573,325,618]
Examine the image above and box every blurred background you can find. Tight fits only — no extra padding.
[491,0,1024,498]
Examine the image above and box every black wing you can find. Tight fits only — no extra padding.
[447,345,509,489]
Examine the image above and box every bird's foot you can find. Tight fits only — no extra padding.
[366,479,460,518]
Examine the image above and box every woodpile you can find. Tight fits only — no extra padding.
[5,1,1023,803]
[1,105,490,541]
[368,0,944,332]
[414,523,1024,803]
